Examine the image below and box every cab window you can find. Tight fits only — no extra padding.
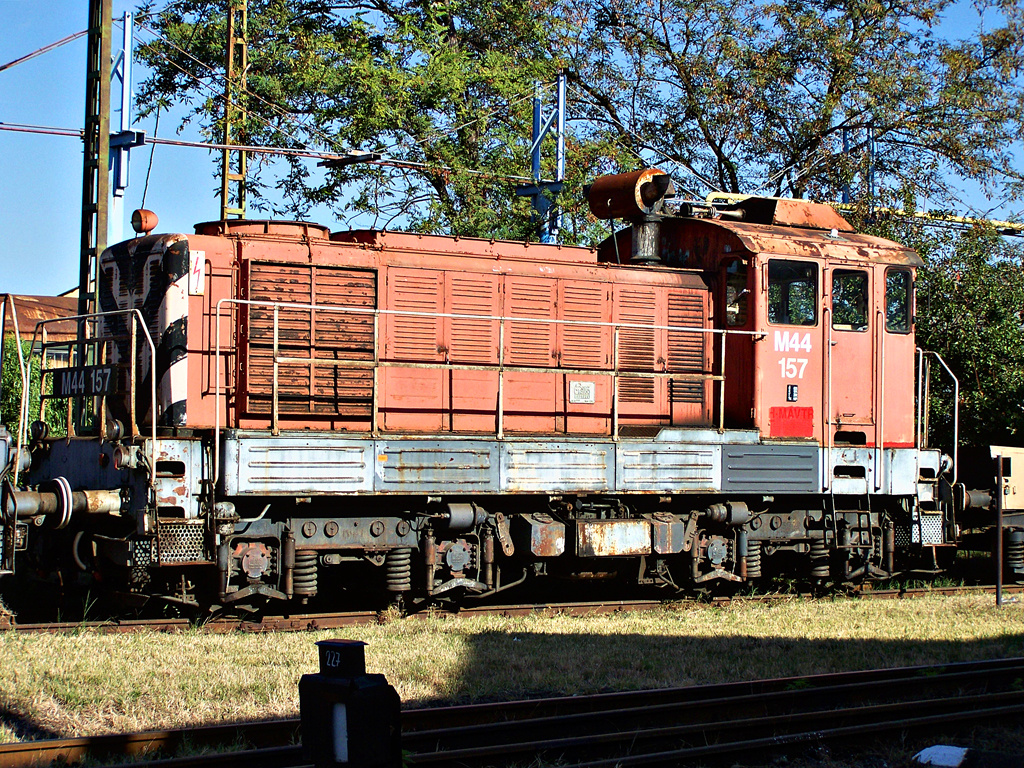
[885,269,911,333]
[768,260,817,326]
[832,269,869,332]
[724,259,749,327]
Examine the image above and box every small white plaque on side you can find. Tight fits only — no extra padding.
[332,702,349,762]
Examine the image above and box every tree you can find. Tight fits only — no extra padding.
[563,0,1024,206]
[854,201,1024,449]
[0,337,66,443]
[136,0,1023,236]
[917,227,1024,449]
[135,0,619,241]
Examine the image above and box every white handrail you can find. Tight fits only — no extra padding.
[27,310,159,485]
[0,295,30,485]
[917,348,959,484]
[212,297,766,486]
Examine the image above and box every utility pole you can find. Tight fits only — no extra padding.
[515,73,566,243]
[220,0,248,220]
[80,0,112,316]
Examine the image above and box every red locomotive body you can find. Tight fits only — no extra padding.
[151,221,713,437]
[1,170,975,615]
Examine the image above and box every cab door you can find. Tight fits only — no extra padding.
[826,266,876,446]
[761,258,824,441]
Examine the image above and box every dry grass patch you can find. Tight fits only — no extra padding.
[0,593,1021,743]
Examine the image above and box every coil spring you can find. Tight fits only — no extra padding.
[293,550,318,597]
[1007,531,1024,574]
[385,548,413,593]
[746,540,762,579]
[809,538,830,578]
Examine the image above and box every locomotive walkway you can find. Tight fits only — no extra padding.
[3,657,1023,767]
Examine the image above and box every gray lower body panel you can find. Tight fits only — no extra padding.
[722,445,820,493]
[221,432,934,498]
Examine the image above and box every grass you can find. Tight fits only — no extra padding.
[0,593,1021,750]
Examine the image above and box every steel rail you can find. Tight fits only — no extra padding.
[4,658,1024,768]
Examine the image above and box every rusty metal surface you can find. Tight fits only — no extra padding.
[694,217,921,266]
[617,444,719,492]
[329,229,598,264]
[226,436,375,495]
[773,197,853,231]
[576,519,652,557]
[648,513,687,554]
[587,168,669,220]
[376,441,498,493]
[504,443,613,492]
[193,220,331,239]
[511,513,565,557]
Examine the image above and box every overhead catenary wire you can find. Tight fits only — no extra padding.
[0,29,88,73]
[0,121,551,185]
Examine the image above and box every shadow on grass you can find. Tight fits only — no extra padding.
[0,706,61,741]
[409,629,1024,706]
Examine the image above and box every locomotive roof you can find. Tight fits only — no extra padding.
[190,211,920,268]
[193,220,600,264]
[677,217,923,266]
[329,229,599,263]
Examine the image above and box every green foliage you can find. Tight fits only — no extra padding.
[0,337,67,441]
[135,0,621,242]
[859,208,1024,450]
[917,227,1024,449]
[568,0,1024,204]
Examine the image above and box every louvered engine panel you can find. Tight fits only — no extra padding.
[244,262,376,417]
[615,288,658,403]
[385,269,443,361]
[560,281,609,369]
[448,274,499,364]
[667,290,708,406]
[506,277,555,367]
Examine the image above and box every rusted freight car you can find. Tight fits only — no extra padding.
[0,170,978,614]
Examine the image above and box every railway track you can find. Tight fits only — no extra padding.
[1,583,1020,634]
[4,657,1024,768]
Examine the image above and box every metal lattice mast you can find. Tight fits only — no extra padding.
[80,0,112,315]
[220,0,248,220]
[515,73,566,243]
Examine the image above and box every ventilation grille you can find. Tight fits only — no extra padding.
[157,521,207,564]
[670,380,704,405]
[667,292,706,373]
[246,263,376,416]
[388,270,441,361]
[617,289,656,403]
[449,275,498,364]
[914,513,945,545]
[507,279,554,367]
[562,283,606,369]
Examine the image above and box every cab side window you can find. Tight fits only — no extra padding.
[768,259,817,326]
[832,269,869,332]
[885,269,912,333]
[724,259,749,327]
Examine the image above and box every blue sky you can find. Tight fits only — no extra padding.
[0,0,1018,296]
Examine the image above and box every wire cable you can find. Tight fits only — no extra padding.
[0,30,88,73]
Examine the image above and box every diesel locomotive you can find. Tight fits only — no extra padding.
[1,169,1018,615]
